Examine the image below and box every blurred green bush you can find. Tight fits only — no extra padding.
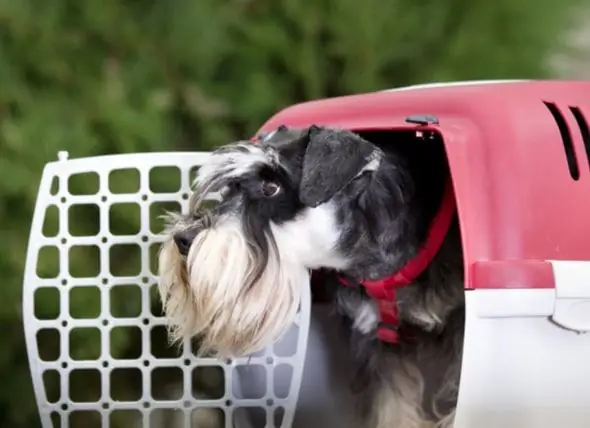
[0,0,582,426]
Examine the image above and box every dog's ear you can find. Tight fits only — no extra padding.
[299,126,379,207]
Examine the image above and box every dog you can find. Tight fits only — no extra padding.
[158,125,465,428]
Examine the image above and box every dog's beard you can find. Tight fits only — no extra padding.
[158,216,308,358]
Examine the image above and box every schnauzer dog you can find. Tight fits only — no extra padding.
[158,125,465,428]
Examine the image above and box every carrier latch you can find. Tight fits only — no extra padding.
[551,261,590,333]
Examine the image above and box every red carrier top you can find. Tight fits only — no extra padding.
[255,80,590,291]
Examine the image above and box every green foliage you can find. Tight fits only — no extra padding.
[0,0,581,426]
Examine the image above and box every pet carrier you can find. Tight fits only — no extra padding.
[24,79,590,428]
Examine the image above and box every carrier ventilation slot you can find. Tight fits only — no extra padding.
[543,102,580,180]
[569,106,590,171]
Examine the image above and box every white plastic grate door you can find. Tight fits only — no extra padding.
[22,151,311,428]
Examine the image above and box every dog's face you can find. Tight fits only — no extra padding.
[158,125,383,357]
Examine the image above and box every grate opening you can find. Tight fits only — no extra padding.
[110,410,142,428]
[68,172,99,195]
[69,410,101,428]
[569,106,590,171]
[109,169,141,194]
[37,329,60,362]
[42,205,59,237]
[42,370,61,403]
[544,102,580,180]
[69,369,102,402]
[110,368,142,401]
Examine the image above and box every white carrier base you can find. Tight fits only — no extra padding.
[455,268,590,428]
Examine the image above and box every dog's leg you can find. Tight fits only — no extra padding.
[369,358,428,428]
[430,354,460,428]
[431,364,459,428]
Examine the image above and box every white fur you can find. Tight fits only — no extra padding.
[195,143,277,188]
[353,300,379,334]
[357,150,383,177]
[159,215,308,358]
[365,150,382,171]
[271,202,349,270]
[158,202,346,358]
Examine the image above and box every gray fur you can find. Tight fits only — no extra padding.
[295,127,465,427]
[334,222,464,425]
[299,125,382,207]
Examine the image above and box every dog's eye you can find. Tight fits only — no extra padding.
[261,181,280,197]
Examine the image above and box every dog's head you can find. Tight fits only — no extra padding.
[158,125,383,357]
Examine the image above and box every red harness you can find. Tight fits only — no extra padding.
[337,178,457,343]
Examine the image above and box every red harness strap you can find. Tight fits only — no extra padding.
[338,178,457,343]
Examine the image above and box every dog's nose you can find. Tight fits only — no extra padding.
[173,230,195,256]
